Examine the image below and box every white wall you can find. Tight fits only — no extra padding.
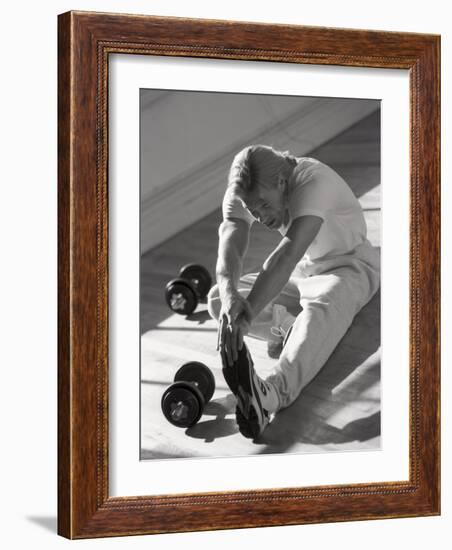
[0,1,449,549]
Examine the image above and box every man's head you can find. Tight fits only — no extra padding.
[228,145,296,230]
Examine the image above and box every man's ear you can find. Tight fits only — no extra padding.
[278,174,288,196]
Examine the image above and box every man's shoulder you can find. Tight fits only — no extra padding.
[289,157,348,191]
[289,157,324,189]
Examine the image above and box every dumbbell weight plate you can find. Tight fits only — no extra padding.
[165,278,198,315]
[174,361,215,403]
[179,264,212,300]
[161,381,205,428]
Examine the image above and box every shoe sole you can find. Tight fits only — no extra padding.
[222,345,266,440]
[235,404,261,440]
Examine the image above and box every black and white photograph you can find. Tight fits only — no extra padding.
[140,90,381,460]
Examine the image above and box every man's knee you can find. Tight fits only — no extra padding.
[207,284,221,320]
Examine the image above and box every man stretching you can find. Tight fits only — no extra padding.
[207,145,380,439]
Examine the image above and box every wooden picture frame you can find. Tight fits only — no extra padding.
[58,11,440,539]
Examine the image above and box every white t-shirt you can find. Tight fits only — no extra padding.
[222,157,368,261]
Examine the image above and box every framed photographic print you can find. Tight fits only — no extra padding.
[58,11,440,538]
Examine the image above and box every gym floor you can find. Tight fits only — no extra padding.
[140,110,381,460]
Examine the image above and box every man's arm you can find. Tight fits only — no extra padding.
[246,215,323,318]
[216,217,250,298]
[215,217,253,364]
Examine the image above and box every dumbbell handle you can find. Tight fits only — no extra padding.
[182,276,203,298]
[170,401,189,421]
[169,383,202,420]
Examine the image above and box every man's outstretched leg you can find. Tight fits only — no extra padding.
[213,250,379,438]
[266,253,380,410]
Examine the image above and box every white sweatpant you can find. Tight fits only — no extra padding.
[207,239,380,410]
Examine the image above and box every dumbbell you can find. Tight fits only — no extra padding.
[165,263,212,315]
[161,361,216,428]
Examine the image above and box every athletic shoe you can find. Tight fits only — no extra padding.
[267,304,295,357]
[221,343,273,439]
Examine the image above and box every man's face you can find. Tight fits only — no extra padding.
[242,178,288,231]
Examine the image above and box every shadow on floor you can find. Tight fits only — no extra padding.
[258,408,381,454]
[186,418,240,443]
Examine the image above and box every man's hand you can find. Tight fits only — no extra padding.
[217,292,253,367]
